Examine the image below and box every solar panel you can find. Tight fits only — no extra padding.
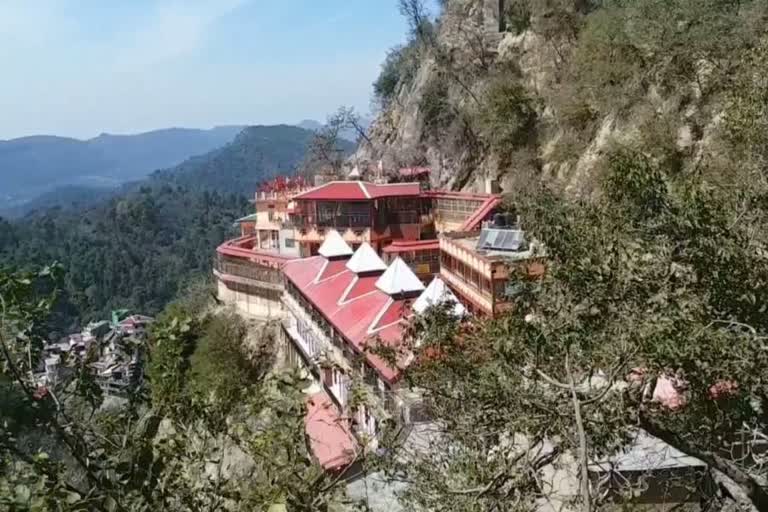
[476,228,527,252]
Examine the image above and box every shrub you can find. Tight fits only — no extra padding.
[188,313,268,406]
[373,41,420,106]
[478,78,537,164]
[419,74,454,135]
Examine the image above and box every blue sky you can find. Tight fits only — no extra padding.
[0,0,435,140]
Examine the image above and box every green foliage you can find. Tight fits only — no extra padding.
[569,0,766,116]
[0,124,326,325]
[374,42,420,106]
[0,271,352,511]
[477,76,537,165]
[419,74,454,136]
[381,140,768,509]
[146,314,198,416]
[502,0,533,34]
[188,313,273,407]
[0,184,247,324]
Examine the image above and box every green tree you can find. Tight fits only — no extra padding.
[377,146,768,511]
[0,267,356,511]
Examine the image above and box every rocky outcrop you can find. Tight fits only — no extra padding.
[356,0,728,198]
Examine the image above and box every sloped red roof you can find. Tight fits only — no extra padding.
[383,239,440,253]
[305,390,357,471]
[283,255,412,383]
[460,196,502,231]
[292,181,421,201]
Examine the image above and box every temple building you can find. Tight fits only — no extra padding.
[212,172,539,320]
[288,181,429,256]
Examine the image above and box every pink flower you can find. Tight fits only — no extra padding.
[708,379,739,400]
[653,375,688,410]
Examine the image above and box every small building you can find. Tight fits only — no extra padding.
[439,215,545,317]
[243,176,308,254]
[424,190,501,234]
[289,181,429,256]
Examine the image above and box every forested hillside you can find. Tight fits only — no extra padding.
[152,125,352,193]
[0,125,328,324]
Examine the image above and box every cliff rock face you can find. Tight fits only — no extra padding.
[357,0,746,197]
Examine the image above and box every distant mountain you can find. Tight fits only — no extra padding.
[154,124,353,194]
[0,126,244,207]
[297,119,323,132]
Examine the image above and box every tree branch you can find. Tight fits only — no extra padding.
[640,414,768,512]
[566,350,592,512]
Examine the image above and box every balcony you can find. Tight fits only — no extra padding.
[292,214,372,230]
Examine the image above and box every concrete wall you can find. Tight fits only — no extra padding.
[217,280,285,319]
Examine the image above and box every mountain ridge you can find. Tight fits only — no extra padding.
[0,126,245,208]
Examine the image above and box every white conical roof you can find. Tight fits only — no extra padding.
[348,166,361,179]
[375,257,425,295]
[413,277,466,317]
[346,243,387,274]
[318,230,353,258]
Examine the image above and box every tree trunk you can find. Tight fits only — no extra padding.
[567,352,591,512]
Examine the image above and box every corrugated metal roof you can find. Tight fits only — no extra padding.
[283,255,413,384]
[292,181,421,201]
[383,239,440,253]
[305,390,358,470]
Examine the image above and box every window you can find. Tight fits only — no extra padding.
[284,238,296,248]
[493,280,506,298]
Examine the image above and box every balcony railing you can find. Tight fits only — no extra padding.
[214,257,283,286]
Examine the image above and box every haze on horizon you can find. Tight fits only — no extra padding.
[0,0,427,140]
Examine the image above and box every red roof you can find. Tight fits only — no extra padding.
[460,196,502,231]
[292,181,421,201]
[305,391,357,470]
[283,255,413,383]
[383,239,440,253]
